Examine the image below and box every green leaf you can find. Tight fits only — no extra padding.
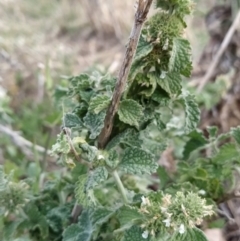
[89,95,111,114]
[118,100,143,127]
[3,220,23,240]
[122,225,150,241]
[192,168,208,180]
[129,59,148,81]
[63,113,83,129]
[75,174,93,207]
[212,143,239,163]
[51,133,70,154]
[83,111,106,139]
[152,88,171,106]
[231,126,240,145]
[170,228,208,241]
[106,129,142,150]
[79,143,98,162]
[157,166,170,189]
[168,38,192,77]
[183,130,208,160]
[62,224,82,241]
[134,35,153,62]
[117,206,144,227]
[24,203,49,238]
[153,72,182,97]
[181,91,200,134]
[86,167,108,189]
[119,147,158,175]
[90,207,113,226]
[207,126,218,138]
[69,74,92,90]
[63,210,92,241]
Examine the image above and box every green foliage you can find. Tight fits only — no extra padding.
[3,0,239,241]
[118,99,143,127]
[119,147,158,175]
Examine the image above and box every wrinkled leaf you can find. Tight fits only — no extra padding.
[119,147,158,175]
[118,99,143,127]
[169,38,192,77]
[83,111,106,139]
[89,94,111,114]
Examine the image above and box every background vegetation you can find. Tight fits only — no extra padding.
[0,0,239,241]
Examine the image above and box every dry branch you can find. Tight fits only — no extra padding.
[98,0,153,149]
[197,9,240,92]
[0,124,54,162]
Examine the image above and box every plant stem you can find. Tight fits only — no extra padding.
[112,170,128,204]
[98,0,153,149]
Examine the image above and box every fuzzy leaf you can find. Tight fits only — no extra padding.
[118,100,143,127]
[86,167,108,189]
[134,35,153,62]
[231,126,240,145]
[170,228,208,241]
[207,126,218,138]
[90,207,113,226]
[62,224,82,241]
[117,206,144,227]
[183,130,208,160]
[89,95,111,114]
[122,225,150,241]
[63,113,83,129]
[75,174,93,207]
[152,72,182,96]
[212,143,239,163]
[129,59,149,81]
[106,129,142,150]
[83,111,106,139]
[181,91,200,134]
[24,203,49,238]
[155,0,192,18]
[169,38,192,77]
[63,210,92,241]
[119,147,158,174]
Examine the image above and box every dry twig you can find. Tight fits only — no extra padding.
[98,0,153,149]
[0,124,53,161]
[197,9,240,92]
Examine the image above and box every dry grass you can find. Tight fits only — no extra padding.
[0,0,215,108]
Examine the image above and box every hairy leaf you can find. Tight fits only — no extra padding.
[88,94,111,114]
[117,205,144,227]
[24,203,49,238]
[90,207,113,226]
[169,38,192,77]
[135,35,153,62]
[119,147,158,174]
[75,174,93,207]
[118,99,143,127]
[231,126,240,145]
[86,167,108,189]
[62,224,82,241]
[152,72,182,97]
[181,91,200,134]
[122,225,150,241]
[63,210,92,241]
[212,143,239,163]
[83,111,106,139]
[155,0,192,18]
[129,59,149,81]
[63,113,83,129]
[170,228,208,241]
[183,130,208,160]
[207,126,218,138]
[106,129,142,150]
